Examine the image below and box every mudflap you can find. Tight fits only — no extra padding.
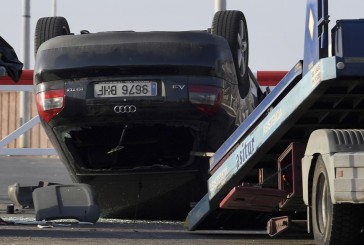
[32,184,100,223]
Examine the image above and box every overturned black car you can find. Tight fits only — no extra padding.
[34,11,263,219]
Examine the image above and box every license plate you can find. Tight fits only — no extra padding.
[94,81,157,98]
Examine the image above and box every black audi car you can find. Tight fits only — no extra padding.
[34,11,263,219]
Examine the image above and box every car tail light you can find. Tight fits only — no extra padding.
[36,89,65,123]
[188,85,223,116]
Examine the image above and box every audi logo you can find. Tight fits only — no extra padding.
[114,105,137,113]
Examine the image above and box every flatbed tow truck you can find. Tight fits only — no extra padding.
[186,0,364,244]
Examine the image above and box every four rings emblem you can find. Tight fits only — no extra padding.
[114,105,137,113]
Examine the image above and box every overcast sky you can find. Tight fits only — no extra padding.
[2,0,364,71]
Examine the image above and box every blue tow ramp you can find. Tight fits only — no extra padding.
[185,57,337,230]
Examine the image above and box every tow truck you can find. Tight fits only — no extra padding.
[186,0,364,244]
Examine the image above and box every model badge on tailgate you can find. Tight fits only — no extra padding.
[114,105,137,113]
[66,87,84,92]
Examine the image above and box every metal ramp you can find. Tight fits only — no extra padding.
[185,55,364,230]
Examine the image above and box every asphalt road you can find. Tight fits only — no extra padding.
[0,156,315,244]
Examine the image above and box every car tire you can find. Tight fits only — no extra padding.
[34,16,70,57]
[212,10,250,98]
[312,156,364,245]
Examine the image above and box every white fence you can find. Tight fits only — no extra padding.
[0,71,57,156]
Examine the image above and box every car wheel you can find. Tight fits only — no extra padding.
[34,16,70,57]
[312,156,364,245]
[212,10,250,98]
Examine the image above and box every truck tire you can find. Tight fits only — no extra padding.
[34,16,70,57]
[312,156,364,245]
[212,10,250,98]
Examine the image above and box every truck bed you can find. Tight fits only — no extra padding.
[186,56,364,230]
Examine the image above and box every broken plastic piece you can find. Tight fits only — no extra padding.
[8,181,59,209]
[32,184,100,223]
[8,183,38,208]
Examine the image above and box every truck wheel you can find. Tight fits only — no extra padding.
[34,16,70,57]
[312,156,364,245]
[212,10,250,98]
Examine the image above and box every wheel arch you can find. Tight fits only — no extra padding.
[302,129,364,206]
